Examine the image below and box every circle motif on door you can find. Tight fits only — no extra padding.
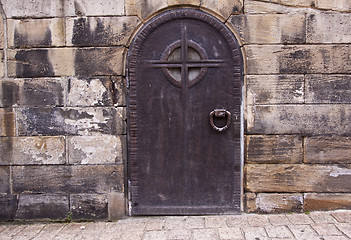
[144,25,226,88]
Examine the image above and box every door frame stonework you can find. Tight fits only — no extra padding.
[125,8,245,215]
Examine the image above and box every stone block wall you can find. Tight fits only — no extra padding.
[0,0,351,220]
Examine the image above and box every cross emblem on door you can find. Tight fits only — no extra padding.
[144,23,226,89]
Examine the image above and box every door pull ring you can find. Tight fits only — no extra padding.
[209,109,231,132]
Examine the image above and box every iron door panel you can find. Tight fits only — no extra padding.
[128,9,242,215]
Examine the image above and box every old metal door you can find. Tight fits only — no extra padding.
[127,9,243,215]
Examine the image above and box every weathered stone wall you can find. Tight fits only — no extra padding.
[0,0,351,220]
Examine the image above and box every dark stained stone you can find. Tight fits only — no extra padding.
[70,194,108,220]
[15,49,55,77]
[0,194,18,220]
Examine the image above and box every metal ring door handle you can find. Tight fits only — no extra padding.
[209,109,231,132]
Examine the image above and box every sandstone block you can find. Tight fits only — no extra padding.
[8,48,74,78]
[246,164,351,193]
[246,193,303,213]
[168,0,200,6]
[247,75,304,105]
[246,135,303,164]
[229,14,305,44]
[1,79,64,107]
[270,0,314,7]
[307,13,351,43]
[8,47,123,78]
[0,167,10,193]
[244,0,308,14]
[68,135,125,165]
[108,192,125,220]
[67,77,114,107]
[0,17,4,49]
[306,74,351,103]
[8,18,65,48]
[247,105,351,135]
[111,76,126,106]
[201,0,243,19]
[70,194,108,220]
[246,45,351,74]
[125,0,168,19]
[0,136,65,165]
[305,136,351,164]
[244,192,256,213]
[17,107,126,136]
[0,81,19,107]
[66,16,140,47]
[0,194,18,220]
[0,109,15,137]
[15,194,68,220]
[74,47,124,76]
[1,0,65,18]
[64,0,124,16]
[315,0,351,12]
[304,193,351,211]
[12,165,124,194]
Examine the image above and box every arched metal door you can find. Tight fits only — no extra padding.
[127,9,243,215]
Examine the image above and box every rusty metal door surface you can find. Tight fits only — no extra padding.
[127,9,243,215]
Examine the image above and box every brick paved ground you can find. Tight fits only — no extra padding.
[1,210,351,240]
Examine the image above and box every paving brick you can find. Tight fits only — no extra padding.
[286,213,314,225]
[205,216,228,228]
[226,215,250,228]
[268,214,292,226]
[247,75,304,105]
[143,230,167,240]
[265,225,294,238]
[308,211,338,223]
[0,225,28,239]
[68,135,124,165]
[246,135,303,164]
[164,217,187,230]
[247,215,271,227]
[332,211,351,223]
[185,216,205,229]
[288,225,320,240]
[229,14,305,44]
[311,223,344,236]
[15,194,69,220]
[242,227,269,240]
[11,224,46,240]
[66,16,140,47]
[167,228,192,240]
[218,227,244,240]
[54,223,86,239]
[145,218,165,231]
[335,223,351,238]
[8,18,65,48]
[32,223,67,240]
[192,229,218,240]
